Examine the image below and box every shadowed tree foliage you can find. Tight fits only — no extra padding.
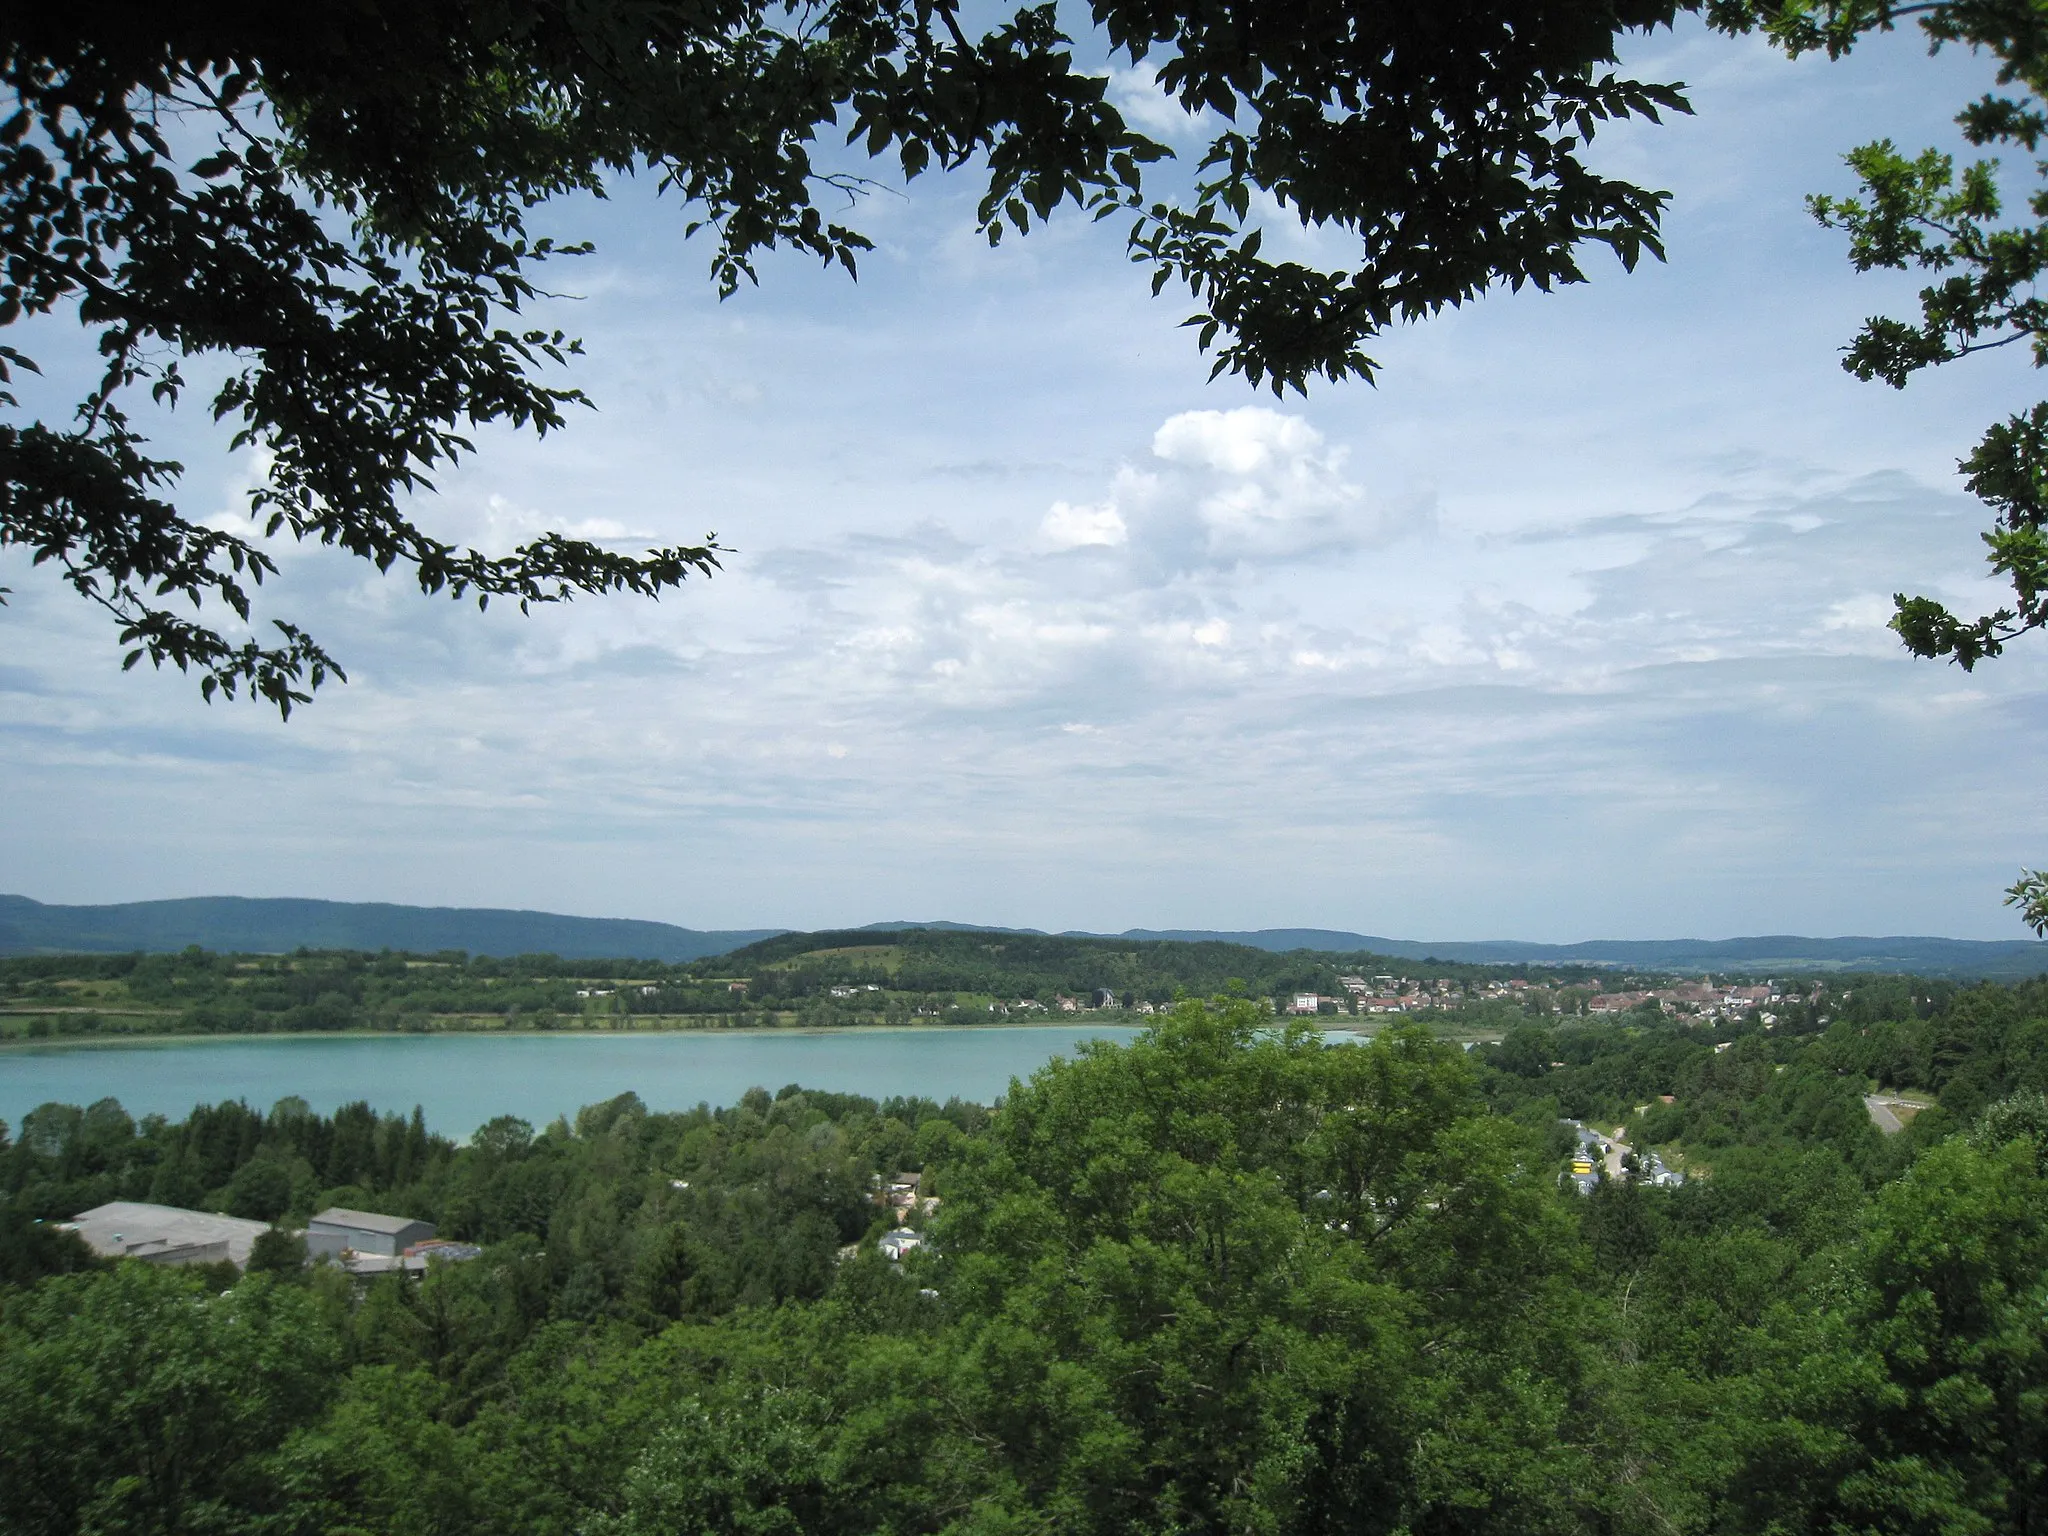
[1,1,1702,711]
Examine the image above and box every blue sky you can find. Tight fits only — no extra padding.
[4,15,2046,941]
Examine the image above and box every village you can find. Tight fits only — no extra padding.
[982,973,1792,1022]
[1291,973,1787,1020]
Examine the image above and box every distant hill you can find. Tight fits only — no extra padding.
[0,895,783,963]
[5,895,2043,978]
[1110,927,1416,954]
[872,921,2048,980]
[708,926,1454,999]
[1326,933,2048,977]
[859,921,1410,951]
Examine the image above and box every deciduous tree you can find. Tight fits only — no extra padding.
[0,1264,338,1536]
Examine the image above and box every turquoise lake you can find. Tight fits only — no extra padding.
[0,1027,1151,1137]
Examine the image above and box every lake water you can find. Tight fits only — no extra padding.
[0,1027,1150,1138]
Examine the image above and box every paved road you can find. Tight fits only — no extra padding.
[1864,1095,1907,1134]
[1602,1132,1628,1180]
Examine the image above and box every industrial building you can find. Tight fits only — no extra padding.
[306,1207,436,1258]
[66,1202,273,1268]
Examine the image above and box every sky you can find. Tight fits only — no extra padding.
[4,14,2047,943]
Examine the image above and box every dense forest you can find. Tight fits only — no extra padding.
[0,930,1608,1039]
[4,971,2048,1536]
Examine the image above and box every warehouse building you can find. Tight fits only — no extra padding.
[306,1206,436,1258]
[66,1202,272,1268]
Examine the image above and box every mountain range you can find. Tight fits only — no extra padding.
[4,895,2046,978]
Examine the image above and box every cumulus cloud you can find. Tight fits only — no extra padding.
[698,416,2017,748]
[1123,406,1394,566]
[1039,499,1128,550]
[1152,407,1323,474]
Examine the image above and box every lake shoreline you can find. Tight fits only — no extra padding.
[0,1024,1163,1134]
[0,1017,1201,1053]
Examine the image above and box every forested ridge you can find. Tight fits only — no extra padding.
[4,976,2048,1535]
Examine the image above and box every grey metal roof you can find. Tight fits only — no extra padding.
[309,1207,430,1234]
[69,1201,273,1267]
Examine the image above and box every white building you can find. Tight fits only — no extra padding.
[878,1229,924,1261]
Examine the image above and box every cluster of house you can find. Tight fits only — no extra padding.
[1283,976,1463,1016]
[880,1169,935,1216]
[708,969,1804,1024]
[1038,989,1131,1012]
[1585,982,1779,1018]
[1563,1120,1684,1195]
[61,1200,480,1277]
[867,1171,935,1262]
[1277,975,1788,1020]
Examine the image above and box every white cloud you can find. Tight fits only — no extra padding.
[1821,594,1894,631]
[1039,499,1127,550]
[1152,407,1322,475]
[1098,406,1395,568]
[1106,65,1212,139]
